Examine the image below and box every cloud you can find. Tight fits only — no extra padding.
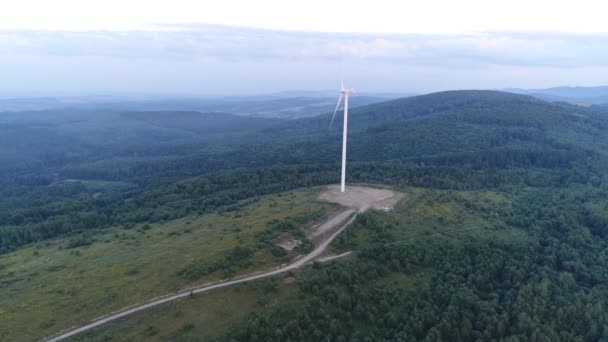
[2,25,608,68]
[2,25,608,95]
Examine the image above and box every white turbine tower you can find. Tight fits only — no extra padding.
[330,81,354,193]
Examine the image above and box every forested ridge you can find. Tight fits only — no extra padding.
[2,91,608,250]
[2,90,608,340]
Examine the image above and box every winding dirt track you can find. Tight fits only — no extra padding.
[43,210,357,342]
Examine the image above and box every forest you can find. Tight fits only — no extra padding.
[2,90,608,340]
[214,181,608,341]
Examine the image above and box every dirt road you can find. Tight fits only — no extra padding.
[308,208,356,238]
[43,210,357,342]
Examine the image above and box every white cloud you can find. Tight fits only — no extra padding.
[2,26,608,95]
[3,27,608,67]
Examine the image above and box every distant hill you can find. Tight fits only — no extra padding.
[0,95,396,119]
[0,97,66,111]
[4,90,606,182]
[99,96,396,119]
[121,111,279,134]
[0,109,280,177]
[272,90,415,98]
[275,90,586,132]
[261,90,608,165]
[505,86,608,105]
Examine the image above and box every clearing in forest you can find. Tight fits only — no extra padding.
[319,185,405,213]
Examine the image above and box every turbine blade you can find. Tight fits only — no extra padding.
[329,94,343,129]
[341,80,344,90]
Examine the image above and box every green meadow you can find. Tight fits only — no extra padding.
[0,188,333,342]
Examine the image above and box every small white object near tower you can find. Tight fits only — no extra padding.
[329,81,354,193]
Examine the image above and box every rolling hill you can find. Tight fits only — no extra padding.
[3,90,608,251]
[2,90,608,341]
[506,85,608,105]
[4,90,607,186]
[0,95,393,119]
[259,90,608,165]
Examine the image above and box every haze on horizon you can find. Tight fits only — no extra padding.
[2,0,608,97]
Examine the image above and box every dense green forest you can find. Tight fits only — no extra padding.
[2,90,608,340]
[213,182,608,341]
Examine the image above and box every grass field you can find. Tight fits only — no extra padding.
[71,276,299,342]
[0,187,333,342]
[331,187,527,254]
[71,260,426,342]
[66,187,529,341]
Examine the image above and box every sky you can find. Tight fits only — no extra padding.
[2,0,608,96]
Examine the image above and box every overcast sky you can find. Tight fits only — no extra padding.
[2,0,608,96]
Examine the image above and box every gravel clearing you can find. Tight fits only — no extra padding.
[319,185,405,213]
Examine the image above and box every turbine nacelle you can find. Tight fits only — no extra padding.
[340,81,354,94]
[330,84,354,129]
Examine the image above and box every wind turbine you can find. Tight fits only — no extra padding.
[330,81,354,193]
